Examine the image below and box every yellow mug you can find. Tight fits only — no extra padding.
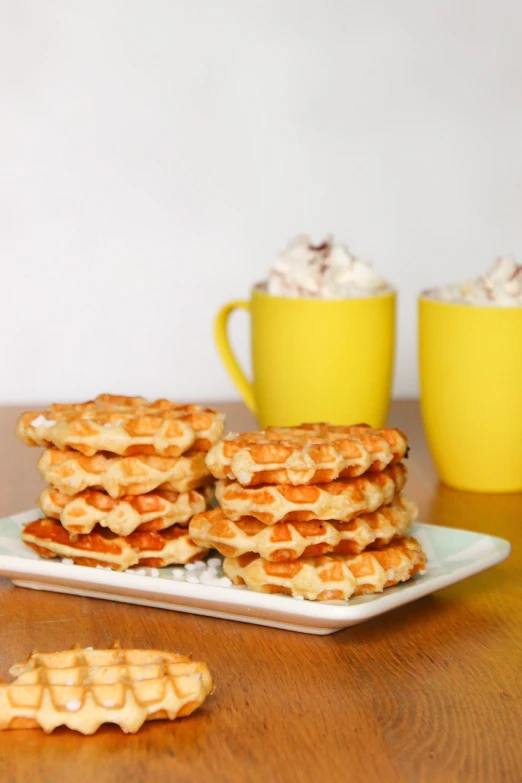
[419,294,522,492]
[215,286,396,428]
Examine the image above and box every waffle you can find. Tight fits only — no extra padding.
[0,643,213,734]
[288,423,408,465]
[21,518,208,569]
[16,394,225,457]
[38,448,212,498]
[39,485,213,537]
[189,496,417,561]
[21,518,139,570]
[206,423,408,486]
[223,536,427,601]
[126,527,208,567]
[215,462,407,524]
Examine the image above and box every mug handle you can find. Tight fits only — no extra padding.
[214,300,257,415]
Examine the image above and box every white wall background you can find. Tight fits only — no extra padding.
[1,0,522,404]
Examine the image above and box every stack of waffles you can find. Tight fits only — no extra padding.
[190,423,427,601]
[15,394,225,570]
[0,642,213,734]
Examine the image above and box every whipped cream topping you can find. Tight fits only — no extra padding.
[266,235,391,299]
[429,256,522,306]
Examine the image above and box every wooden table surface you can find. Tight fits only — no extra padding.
[0,400,520,783]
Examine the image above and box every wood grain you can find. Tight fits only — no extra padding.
[0,401,520,783]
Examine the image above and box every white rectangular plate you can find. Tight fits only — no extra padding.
[0,510,511,635]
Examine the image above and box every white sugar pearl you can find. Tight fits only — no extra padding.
[199,571,218,584]
[202,575,223,587]
[133,567,159,577]
[30,415,57,428]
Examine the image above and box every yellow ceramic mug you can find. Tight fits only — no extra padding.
[215,286,396,428]
[419,294,522,492]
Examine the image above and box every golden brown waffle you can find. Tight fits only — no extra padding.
[223,536,427,601]
[0,643,213,734]
[39,485,213,537]
[126,527,208,567]
[21,518,208,569]
[288,423,409,466]
[16,394,225,457]
[206,423,408,486]
[21,518,139,570]
[189,495,417,561]
[207,431,372,486]
[216,462,407,525]
[38,448,212,498]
